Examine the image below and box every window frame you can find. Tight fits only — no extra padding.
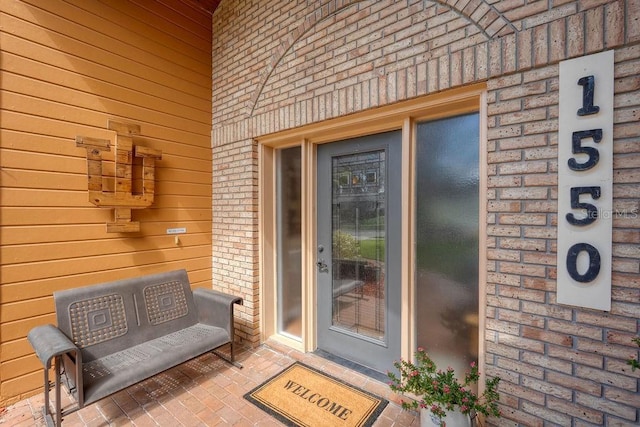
[258,84,487,366]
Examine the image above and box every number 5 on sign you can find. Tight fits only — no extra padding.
[557,51,613,311]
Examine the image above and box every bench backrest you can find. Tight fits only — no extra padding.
[54,270,198,362]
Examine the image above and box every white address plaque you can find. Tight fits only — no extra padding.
[557,51,613,311]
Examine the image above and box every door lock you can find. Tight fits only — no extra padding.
[316,258,329,273]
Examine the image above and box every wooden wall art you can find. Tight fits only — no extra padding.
[76,120,162,233]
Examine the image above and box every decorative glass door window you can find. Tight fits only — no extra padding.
[330,150,386,341]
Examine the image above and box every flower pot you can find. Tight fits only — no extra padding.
[420,407,473,427]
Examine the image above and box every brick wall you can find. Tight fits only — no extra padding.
[212,138,259,344]
[211,0,640,424]
[485,44,640,424]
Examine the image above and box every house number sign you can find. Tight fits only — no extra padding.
[557,51,613,311]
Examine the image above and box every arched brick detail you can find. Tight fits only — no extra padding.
[439,0,518,38]
[246,0,517,117]
[245,0,360,117]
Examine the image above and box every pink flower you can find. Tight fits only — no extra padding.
[443,385,450,393]
[410,370,419,377]
[470,361,477,368]
[417,346,425,352]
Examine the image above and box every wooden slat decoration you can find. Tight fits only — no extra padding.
[75,136,110,191]
[76,121,162,232]
[108,121,140,136]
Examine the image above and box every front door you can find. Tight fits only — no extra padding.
[316,131,401,374]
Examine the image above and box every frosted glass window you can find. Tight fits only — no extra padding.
[415,113,479,376]
[276,147,302,339]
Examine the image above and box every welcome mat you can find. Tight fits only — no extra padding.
[244,362,388,427]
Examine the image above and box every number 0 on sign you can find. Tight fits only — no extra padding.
[557,51,613,311]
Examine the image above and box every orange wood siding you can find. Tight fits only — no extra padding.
[0,0,213,404]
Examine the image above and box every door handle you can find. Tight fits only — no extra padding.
[316,258,329,273]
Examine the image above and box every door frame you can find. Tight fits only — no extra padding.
[257,83,487,367]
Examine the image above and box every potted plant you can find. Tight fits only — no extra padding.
[388,348,501,427]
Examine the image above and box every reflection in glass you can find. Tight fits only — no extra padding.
[415,113,479,383]
[331,150,386,342]
[277,147,302,339]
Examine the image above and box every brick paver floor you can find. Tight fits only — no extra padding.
[0,340,418,426]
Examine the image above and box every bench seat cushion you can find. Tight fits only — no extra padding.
[82,323,229,405]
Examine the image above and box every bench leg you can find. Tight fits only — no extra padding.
[55,356,62,426]
[41,356,62,427]
[213,342,243,369]
[42,364,54,426]
[230,341,243,368]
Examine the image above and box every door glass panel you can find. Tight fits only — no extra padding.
[317,131,401,373]
[277,147,302,339]
[331,150,386,342]
[415,113,479,379]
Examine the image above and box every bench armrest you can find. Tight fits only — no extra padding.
[193,288,242,333]
[28,324,79,369]
[28,324,85,425]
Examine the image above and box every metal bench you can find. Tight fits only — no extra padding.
[27,269,242,426]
